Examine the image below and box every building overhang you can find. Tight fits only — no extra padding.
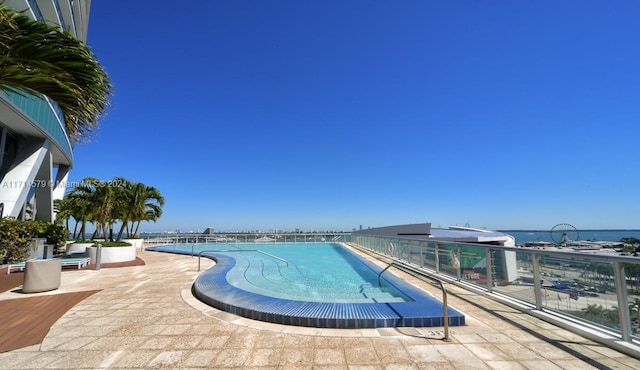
[0,96,72,167]
[353,223,515,246]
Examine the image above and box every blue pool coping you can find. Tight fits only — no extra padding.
[147,244,465,329]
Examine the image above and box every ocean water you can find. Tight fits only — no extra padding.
[502,230,640,245]
[141,230,640,246]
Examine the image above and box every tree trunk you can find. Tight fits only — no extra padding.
[79,221,87,241]
[133,221,141,238]
[116,222,127,242]
[102,224,109,242]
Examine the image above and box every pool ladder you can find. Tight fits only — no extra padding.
[378,261,451,342]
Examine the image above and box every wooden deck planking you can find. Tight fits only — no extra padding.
[0,257,145,352]
[0,269,24,293]
[0,290,100,352]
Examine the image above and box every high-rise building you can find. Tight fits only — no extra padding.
[0,0,91,221]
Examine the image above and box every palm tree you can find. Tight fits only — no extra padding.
[582,304,604,322]
[70,177,116,240]
[91,179,116,240]
[111,178,133,241]
[132,203,163,238]
[69,190,94,240]
[55,188,93,241]
[58,177,164,241]
[53,198,72,231]
[629,298,640,333]
[115,181,164,241]
[0,4,112,143]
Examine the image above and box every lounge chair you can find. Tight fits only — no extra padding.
[7,257,90,274]
[60,257,90,269]
[6,262,26,274]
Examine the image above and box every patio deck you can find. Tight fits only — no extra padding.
[0,250,638,368]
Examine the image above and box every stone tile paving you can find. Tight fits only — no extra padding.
[0,249,638,369]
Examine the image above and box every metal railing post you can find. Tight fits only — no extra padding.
[435,243,440,273]
[486,248,494,293]
[455,246,461,281]
[614,261,632,342]
[532,253,542,310]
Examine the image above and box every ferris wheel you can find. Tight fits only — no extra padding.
[550,223,580,246]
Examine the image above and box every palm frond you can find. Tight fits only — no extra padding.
[0,4,112,143]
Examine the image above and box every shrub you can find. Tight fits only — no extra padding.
[0,218,35,263]
[91,241,132,247]
[40,222,68,251]
[0,218,70,262]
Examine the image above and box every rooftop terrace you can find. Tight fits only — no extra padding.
[0,248,639,368]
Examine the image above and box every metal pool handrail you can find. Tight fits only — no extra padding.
[197,249,288,271]
[378,261,451,342]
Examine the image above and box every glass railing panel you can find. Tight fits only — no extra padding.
[406,241,425,266]
[351,233,640,344]
[540,256,619,330]
[1,91,72,161]
[624,262,640,339]
[436,244,458,279]
[493,251,537,304]
[397,239,410,261]
[420,242,438,270]
[458,245,487,288]
[492,250,530,292]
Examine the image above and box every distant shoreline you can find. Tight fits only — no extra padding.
[500,229,640,232]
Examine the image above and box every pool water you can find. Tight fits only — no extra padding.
[154,243,409,303]
[224,243,410,303]
[148,242,466,328]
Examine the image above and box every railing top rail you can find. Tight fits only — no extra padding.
[354,234,640,265]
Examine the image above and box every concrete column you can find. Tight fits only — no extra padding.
[0,139,50,218]
[52,165,70,201]
[34,151,53,222]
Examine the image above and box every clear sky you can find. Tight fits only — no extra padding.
[69,0,640,233]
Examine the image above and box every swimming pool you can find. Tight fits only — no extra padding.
[148,243,465,328]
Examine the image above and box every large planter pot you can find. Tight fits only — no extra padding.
[67,242,93,254]
[23,259,61,293]
[122,238,144,250]
[87,245,136,264]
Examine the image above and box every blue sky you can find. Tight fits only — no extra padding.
[70,1,640,232]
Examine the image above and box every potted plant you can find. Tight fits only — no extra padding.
[0,217,33,263]
[87,241,135,264]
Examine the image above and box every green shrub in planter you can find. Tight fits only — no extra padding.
[0,218,70,262]
[0,217,34,263]
[39,221,68,252]
[91,241,132,248]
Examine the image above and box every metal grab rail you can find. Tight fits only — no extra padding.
[197,249,288,271]
[378,261,451,342]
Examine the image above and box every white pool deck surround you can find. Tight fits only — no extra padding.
[0,249,638,368]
